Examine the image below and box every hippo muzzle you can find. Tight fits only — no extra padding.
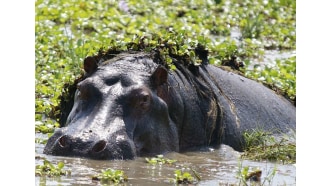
[44,127,137,160]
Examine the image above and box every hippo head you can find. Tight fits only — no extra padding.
[44,53,179,160]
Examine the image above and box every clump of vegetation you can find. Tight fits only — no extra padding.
[241,129,296,164]
[145,155,176,165]
[92,168,128,184]
[88,32,207,68]
[35,120,59,134]
[145,155,201,184]
[237,166,262,184]
[172,168,201,185]
[145,154,177,165]
[236,163,276,186]
[245,56,296,104]
[35,138,48,144]
[35,159,71,177]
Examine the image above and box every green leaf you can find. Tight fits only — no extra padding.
[57,162,64,169]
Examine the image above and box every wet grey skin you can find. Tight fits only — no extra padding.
[44,52,295,160]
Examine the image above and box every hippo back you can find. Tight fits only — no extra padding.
[44,51,295,159]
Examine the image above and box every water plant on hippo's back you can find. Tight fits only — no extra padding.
[44,49,295,160]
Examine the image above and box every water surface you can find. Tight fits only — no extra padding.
[35,134,295,186]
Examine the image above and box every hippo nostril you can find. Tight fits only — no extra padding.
[58,135,68,147]
[92,140,107,153]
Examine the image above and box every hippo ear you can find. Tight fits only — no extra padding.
[84,56,98,74]
[151,66,168,87]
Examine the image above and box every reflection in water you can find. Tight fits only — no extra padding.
[35,134,295,186]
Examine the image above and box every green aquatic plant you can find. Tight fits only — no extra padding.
[209,39,240,66]
[242,129,272,149]
[236,161,276,186]
[245,56,296,103]
[35,159,71,177]
[229,0,296,50]
[172,169,199,185]
[145,154,177,165]
[92,168,128,184]
[240,14,264,39]
[241,129,296,164]
[35,120,59,134]
[35,133,53,144]
[35,138,48,144]
[236,165,261,185]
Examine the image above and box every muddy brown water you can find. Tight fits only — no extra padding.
[35,133,295,186]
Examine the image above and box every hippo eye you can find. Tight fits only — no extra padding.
[76,84,90,100]
[128,88,152,112]
[105,76,120,86]
[76,80,101,100]
[142,95,149,102]
[139,94,151,110]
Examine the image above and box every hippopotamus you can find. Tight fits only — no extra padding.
[44,50,295,160]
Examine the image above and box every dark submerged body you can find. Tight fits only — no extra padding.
[44,51,295,160]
